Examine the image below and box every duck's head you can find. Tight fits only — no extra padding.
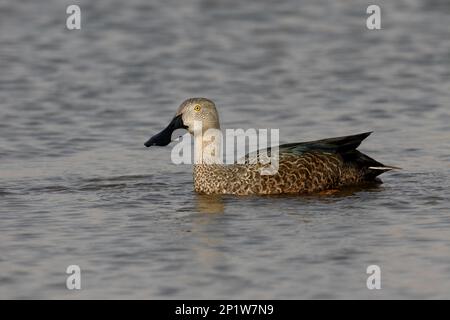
[145,97,220,147]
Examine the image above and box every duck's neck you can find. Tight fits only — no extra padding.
[194,128,222,165]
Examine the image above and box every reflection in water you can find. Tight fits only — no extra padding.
[191,195,227,269]
[195,194,225,214]
[253,182,384,201]
[194,182,383,210]
[312,182,385,198]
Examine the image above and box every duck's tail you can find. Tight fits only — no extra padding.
[367,165,401,178]
[322,132,400,179]
[341,149,398,179]
[280,132,400,180]
[368,165,402,171]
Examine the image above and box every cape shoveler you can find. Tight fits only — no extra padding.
[145,98,397,195]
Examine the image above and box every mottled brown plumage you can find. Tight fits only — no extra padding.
[193,142,386,195]
[145,98,396,195]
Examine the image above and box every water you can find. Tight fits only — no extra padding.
[1,0,450,299]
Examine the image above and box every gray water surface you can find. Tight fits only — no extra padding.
[1,0,450,299]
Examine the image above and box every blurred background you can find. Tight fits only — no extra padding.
[0,0,449,299]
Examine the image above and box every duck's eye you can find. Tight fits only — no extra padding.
[193,105,202,112]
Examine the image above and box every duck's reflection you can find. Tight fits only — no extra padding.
[188,194,230,268]
[193,183,383,213]
[188,184,384,269]
[195,194,225,214]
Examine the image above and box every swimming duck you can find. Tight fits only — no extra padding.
[145,98,396,195]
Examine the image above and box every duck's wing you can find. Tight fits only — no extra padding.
[241,132,371,162]
[279,132,373,154]
[243,132,399,177]
[282,132,400,176]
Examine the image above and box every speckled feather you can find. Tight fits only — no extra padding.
[193,132,390,195]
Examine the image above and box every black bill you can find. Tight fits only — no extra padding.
[144,114,187,147]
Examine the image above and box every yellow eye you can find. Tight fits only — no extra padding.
[193,105,201,112]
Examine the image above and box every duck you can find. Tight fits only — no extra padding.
[144,98,397,195]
